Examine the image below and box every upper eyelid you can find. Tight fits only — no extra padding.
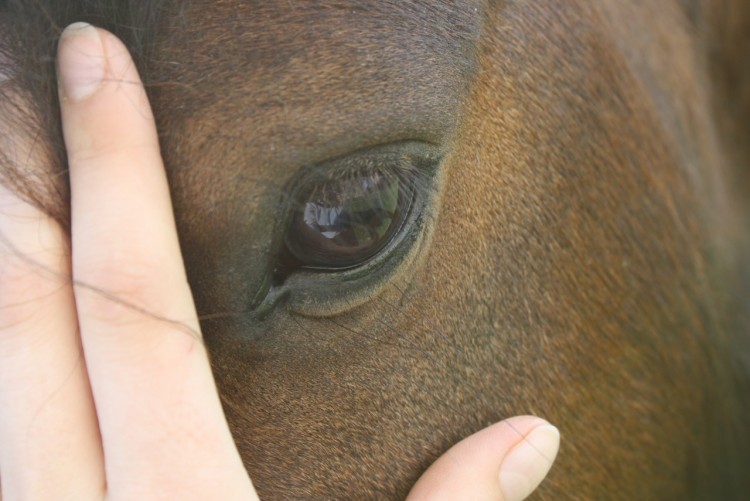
[285,142,443,204]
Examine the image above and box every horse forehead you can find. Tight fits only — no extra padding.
[151,1,486,148]
[179,0,487,59]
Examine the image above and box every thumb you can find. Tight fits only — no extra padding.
[406,416,560,501]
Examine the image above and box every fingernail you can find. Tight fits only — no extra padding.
[499,424,560,501]
[57,22,105,101]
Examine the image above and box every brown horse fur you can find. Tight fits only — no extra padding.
[1,0,749,498]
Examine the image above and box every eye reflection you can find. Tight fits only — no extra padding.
[283,165,415,270]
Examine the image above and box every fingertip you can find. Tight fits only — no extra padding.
[498,422,560,501]
[58,23,147,112]
[58,23,104,101]
[406,416,560,501]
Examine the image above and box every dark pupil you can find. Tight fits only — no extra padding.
[284,168,410,269]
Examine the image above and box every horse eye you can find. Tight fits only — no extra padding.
[282,165,415,270]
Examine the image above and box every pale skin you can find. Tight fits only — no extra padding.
[0,24,559,500]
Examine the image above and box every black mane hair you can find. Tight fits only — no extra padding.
[0,0,173,227]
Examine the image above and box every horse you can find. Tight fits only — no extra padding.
[1,0,748,498]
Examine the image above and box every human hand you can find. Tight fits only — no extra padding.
[0,23,559,500]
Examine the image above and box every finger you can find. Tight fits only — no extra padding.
[0,135,103,496]
[58,23,255,499]
[406,416,560,501]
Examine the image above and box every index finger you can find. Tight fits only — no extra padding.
[58,23,255,499]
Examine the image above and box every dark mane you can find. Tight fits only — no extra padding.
[0,0,173,227]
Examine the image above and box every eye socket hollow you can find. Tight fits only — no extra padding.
[282,165,415,271]
[262,142,442,316]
